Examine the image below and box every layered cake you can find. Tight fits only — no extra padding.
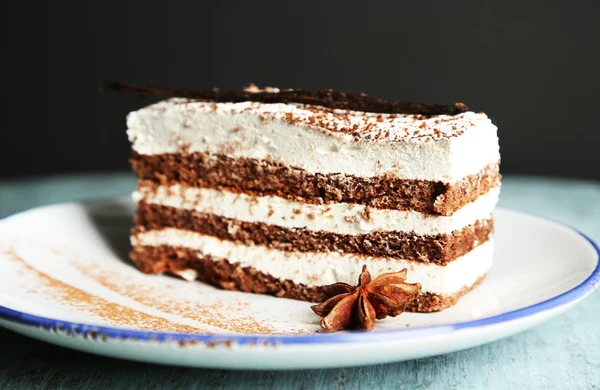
[124,85,500,312]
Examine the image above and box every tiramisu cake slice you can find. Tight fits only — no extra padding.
[124,85,500,312]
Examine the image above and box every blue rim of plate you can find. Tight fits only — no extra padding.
[0,207,599,345]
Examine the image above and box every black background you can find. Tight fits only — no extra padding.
[2,1,599,180]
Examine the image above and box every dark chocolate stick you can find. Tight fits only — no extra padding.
[103,82,468,115]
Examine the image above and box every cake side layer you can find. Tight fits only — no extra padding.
[130,230,494,295]
[131,152,500,215]
[134,203,493,263]
[127,100,499,181]
[129,245,488,312]
[134,183,500,236]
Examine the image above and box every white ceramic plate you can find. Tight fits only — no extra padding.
[0,198,598,370]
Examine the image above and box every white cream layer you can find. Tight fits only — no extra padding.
[131,229,493,295]
[134,184,499,236]
[127,100,500,182]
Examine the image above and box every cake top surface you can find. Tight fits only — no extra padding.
[142,98,494,143]
[111,82,496,143]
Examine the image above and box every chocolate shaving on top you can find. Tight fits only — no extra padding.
[103,82,468,116]
[311,265,421,332]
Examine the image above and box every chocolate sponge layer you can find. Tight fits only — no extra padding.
[134,202,493,264]
[131,151,500,216]
[130,245,487,313]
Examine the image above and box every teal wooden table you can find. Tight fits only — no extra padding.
[0,174,599,389]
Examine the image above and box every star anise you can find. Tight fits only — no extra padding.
[311,265,422,332]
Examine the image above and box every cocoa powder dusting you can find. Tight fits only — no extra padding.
[4,251,200,333]
[72,262,279,335]
[3,248,309,335]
